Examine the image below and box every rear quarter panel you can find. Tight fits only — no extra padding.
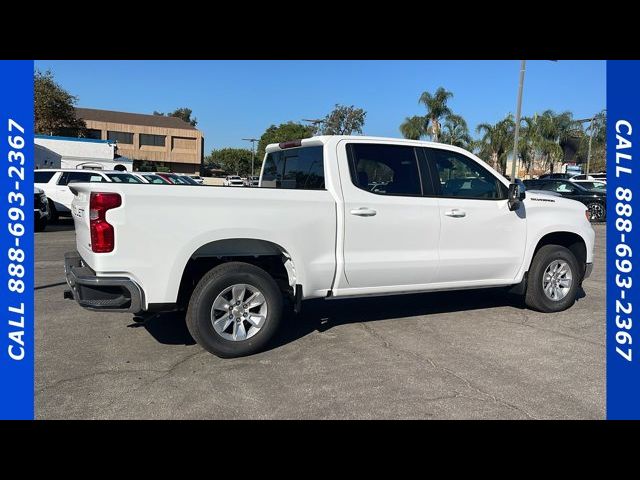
[71,183,337,306]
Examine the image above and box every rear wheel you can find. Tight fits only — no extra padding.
[186,262,283,358]
[525,245,580,312]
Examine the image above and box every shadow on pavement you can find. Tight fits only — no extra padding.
[43,218,75,233]
[131,286,552,351]
[128,310,196,346]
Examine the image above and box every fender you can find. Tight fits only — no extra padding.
[514,225,593,283]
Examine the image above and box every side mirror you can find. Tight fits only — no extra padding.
[508,182,526,211]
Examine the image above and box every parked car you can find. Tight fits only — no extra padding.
[224,175,244,187]
[538,173,574,180]
[34,186,50,232]
[174,173,201,185]
[152,172,196,185]
[590,172,607,182]
[34,169,113,222]
[571,180,607,192]
[132,172,170,184]
[569,174,595,181]
[244,176,260,187]
[189,175,205,184]
[65,136,595,358]
[103,172,143,183]
[523,179,606,222]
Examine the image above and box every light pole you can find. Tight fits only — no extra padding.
[510,60,526,181]
[302,118,324,134]
[242,138,258,176]
[510,60,558,180]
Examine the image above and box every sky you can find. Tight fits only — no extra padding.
[34,60,606,154]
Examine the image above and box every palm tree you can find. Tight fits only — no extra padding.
[475,116,514,175]
[399,115,427,140]
[418,87,453,142]
[518,115,540,176]
[441,114,471,148]
[538,110,582,160]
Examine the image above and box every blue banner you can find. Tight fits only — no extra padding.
[607,60,640,419]
[0,61,34,419]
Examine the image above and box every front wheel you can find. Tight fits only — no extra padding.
[525,245,581,312]
[186,262,283,358]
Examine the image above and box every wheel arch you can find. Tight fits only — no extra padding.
[176,238,298,307]
[530,231,588,278]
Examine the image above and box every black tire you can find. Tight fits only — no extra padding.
[525,245,581,312]
[586,201,606,222]
[48,199,59,224]
[186,261,283,358]
[35,215,47,232]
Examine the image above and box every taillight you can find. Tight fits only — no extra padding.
[90,192,121,253]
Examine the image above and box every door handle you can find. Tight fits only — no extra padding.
[350,207,377,217]
[444,209,466,218]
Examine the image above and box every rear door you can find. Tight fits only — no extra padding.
[339,141,441,291]
[425,147,526,284]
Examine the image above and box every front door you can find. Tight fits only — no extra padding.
[424,147,527,284]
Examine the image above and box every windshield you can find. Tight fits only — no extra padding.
[179,175,199,185]
[142,174,170,184]
[164,174,191,185]
[107,173,142,183]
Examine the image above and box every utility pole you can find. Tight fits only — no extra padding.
[586,118,594,176]
[242,138,259,176]
[510,60,526,181]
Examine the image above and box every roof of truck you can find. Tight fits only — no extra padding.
[265,135,473,153]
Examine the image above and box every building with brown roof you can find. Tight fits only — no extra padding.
[76,107,204,174]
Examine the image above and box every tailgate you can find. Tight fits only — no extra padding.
[69,185,93,259]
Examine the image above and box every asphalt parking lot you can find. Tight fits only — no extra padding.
[36,220,606,419]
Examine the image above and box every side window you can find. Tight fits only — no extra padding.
[261,146,324,190]
[428,148,507,200]
[347,143,422,196]
[544,181,574,193]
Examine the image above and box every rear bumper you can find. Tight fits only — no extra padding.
[64,251,144,313]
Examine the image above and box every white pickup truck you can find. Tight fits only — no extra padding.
[65,136,595,357]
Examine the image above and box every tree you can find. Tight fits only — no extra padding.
[517,116,540,175]
[399,115,427,140]
[440,114,471,148]
[418,87,453,142]
[475,116,514,175]
[319,104,366,135]
[34,69,86,136]
[206,148,253,176]
[256,122,315,160]
[153,107,198,126]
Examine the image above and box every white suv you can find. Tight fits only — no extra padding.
[224,175,244,187]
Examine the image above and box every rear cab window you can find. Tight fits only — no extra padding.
[261,145,324,190]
